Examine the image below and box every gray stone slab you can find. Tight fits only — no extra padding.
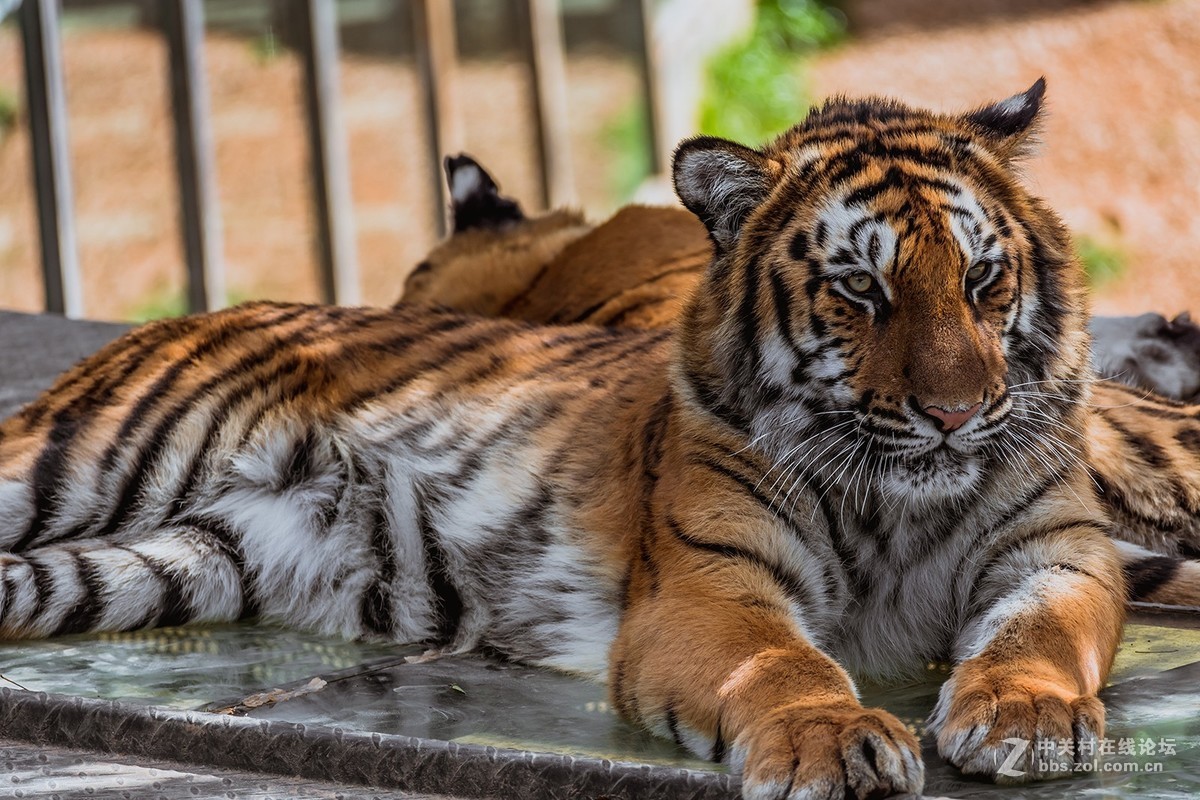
[0,737,448,799]
[0,310,128,417]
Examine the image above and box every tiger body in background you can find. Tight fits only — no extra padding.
[406,155,1200,596]
[0,83,1148,798]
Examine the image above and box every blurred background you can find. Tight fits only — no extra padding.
[0,0,1196,322]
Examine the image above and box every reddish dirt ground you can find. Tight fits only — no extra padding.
[0,0,1196,321]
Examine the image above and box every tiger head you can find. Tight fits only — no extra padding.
[674,80,1092,504]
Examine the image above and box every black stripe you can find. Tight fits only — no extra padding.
[342,326,531,411]
[1177,427,1200,456]
[25,555,55,627]
[681,364,749,432]
[812,487,868,600]
[844,166,906,206]
[176,515,258,620]
[20,315,193,430]
[611,657,637,719]
[16,416,84,551]
[1123,555,1181,601]
[548,329,668,375]
[166,378,267,519]
[360,496,397,637]
[112,545,191,629]
[601,298,670,328]
[636,531,660,596]
[416,490,464,646]
[1127,403,1198,421]
[665,703,685,749]
[1102,416,1196,515]
[0,571,17,625]
[711,716,726,763]
[735,256,762,374]
[563,265,699,325]
[1103,415,1172,469]
[53,552,106,635]
[99,305,312,474]
[1089,468,1185,536]
[146,558,193,628]
[692,456,798,527]
[281,428,318,489]
[92,345,309,541]
[788,231,808,262]
[666,517,816,612]
[628,394,673,607]
[768,267,805,367]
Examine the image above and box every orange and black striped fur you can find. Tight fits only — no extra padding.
[0,83,1143,796]
[406,159,1200,609]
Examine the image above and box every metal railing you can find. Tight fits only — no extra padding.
[15,0,663,317]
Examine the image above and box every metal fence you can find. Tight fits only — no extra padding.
[15,0,662,318]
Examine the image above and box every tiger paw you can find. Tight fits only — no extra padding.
[733,702,924,800]
[929,667,1104,783]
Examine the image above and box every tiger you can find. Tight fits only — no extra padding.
[0,81,1153,798]
[405,156,1200,597]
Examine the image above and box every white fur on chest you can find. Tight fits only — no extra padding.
[820,513,977,680]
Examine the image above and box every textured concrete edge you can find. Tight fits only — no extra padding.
[0,688,740,800]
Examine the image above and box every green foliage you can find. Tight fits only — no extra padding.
[755,0,847,51]
[0,88,19,139]
[128,287,251,323]
[128,288,188,323]
[251,29,281,65]
[1076,234,1128,287]
[600,100,653,203]
[699,0,845,146]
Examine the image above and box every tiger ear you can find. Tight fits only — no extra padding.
[444,153,525,234]
[962,77,1046,162]
[672,136,774,251]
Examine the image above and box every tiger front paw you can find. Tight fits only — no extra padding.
[733,702,924,800]
[929,666,1104,783]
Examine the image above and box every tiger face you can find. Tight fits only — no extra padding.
[675,79,1091,504]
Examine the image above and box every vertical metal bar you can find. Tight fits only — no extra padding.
[631,0,664,176]
[411,0,464,236]
[19,0,83,317]
[298,0,360,305]
[517,0,575,209]
[163,0,227,313]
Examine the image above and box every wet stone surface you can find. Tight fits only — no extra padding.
[0,613,1195,799]
[0,738,446,800]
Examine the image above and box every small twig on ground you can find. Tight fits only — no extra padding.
[0,674,30,691]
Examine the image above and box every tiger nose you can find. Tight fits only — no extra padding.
[922,402,982,433]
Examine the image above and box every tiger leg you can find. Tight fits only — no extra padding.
[0,526,248,638]
[611,567,923,798]
[931,525,1124,782]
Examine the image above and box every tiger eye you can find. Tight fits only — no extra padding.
[966,262,988,282]
[845,273,876,294]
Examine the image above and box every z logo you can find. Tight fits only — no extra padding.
[998,737,1029,778]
